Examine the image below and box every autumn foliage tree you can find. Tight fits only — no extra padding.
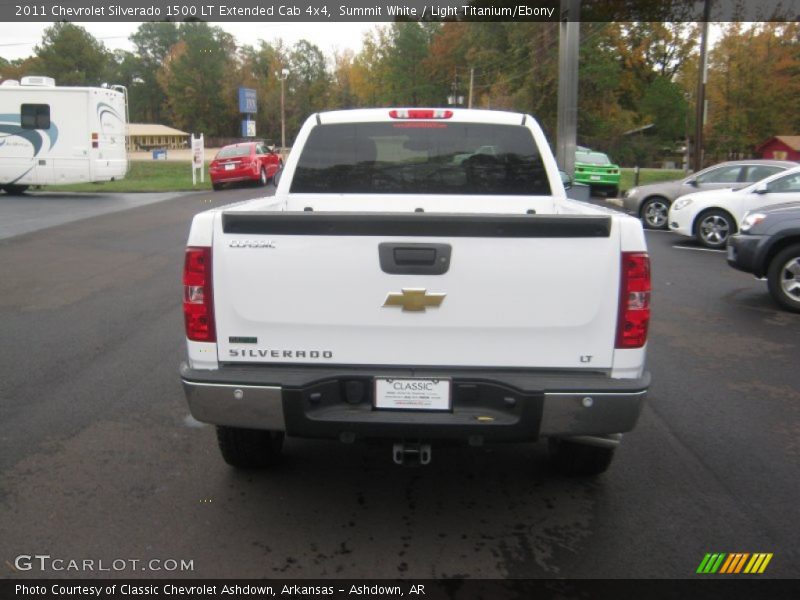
[33,22,110,86]
[705,22,800,161]
[129,22,180,123]
[155,23,239,137]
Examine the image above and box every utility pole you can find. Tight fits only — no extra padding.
[556,0,580,178]
[276,68,289,152]
[447,69,464,106]
[693,0,712,172]
[468,67,474,109]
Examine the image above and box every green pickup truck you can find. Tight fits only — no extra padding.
[575,149,620,197]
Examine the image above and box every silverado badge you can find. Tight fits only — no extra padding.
[383,288,446,312]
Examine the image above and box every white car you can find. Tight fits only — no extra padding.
[668,166,800,248]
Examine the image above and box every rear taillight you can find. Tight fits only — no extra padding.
[183,247,216,342]
[91,132,99,149]
[389,109,453,119]
[615,252,650,349]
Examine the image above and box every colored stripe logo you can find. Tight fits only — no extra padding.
[697,553,773,574]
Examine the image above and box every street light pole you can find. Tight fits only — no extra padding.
[276,68,289,153]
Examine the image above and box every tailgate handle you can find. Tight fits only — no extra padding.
[394,247,436,265]
[379,243,451,275]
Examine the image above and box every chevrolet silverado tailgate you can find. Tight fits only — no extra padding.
[212,211,620,369]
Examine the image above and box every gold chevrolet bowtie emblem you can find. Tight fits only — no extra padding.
[383,288,446,312]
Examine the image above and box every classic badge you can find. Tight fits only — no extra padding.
[229,239,276,248]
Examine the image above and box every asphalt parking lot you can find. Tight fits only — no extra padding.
[0,188,798,580]
[0,191,201,241]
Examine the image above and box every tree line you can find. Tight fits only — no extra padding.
[1,21,798,166]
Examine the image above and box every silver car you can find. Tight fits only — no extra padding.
[622,159,797,229]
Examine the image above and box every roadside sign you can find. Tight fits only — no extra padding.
[241,118,256,138]
[191,134,204,185]
[238,88,257,114]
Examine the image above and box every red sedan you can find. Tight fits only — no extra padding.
[209,142,283,191]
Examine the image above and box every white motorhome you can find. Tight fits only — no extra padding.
[0,76,128,194]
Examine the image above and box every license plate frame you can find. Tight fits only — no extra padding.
[373,377,452,411]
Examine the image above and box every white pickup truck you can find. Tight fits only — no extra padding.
[180,108,651,475]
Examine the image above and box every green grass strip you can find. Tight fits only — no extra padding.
[41,160,214,193]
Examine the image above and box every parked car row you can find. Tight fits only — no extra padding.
[623,160,800,313]
[622,159,796,229]
[668,167,800,249]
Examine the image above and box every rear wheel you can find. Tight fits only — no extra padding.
[216,426,284,468]
[548,438,616,476]
[606,185,619,198]
[767,243,800,313]
[4,184,29,195]
[212,182,223,191]
[258,167,268,186]
[695,209,735,249]
[640,197,670,229]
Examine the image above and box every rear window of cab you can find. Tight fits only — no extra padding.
[290,122,551,196]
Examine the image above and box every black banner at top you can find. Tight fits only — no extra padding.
[0,0,798,23]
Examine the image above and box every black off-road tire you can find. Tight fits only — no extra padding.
[548,438,616,476]
[216,426,284,468]
[767,243,800,313]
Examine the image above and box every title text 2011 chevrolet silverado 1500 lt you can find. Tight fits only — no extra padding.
[180,108,651,476]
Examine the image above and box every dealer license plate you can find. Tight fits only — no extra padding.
[374,378,451,411]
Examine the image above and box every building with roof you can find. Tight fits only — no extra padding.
[756,136,800,162]
[127,123,189,151]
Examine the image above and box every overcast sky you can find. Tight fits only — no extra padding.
[0,21,381,62]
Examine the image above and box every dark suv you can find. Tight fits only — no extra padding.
[727,201,800,312]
